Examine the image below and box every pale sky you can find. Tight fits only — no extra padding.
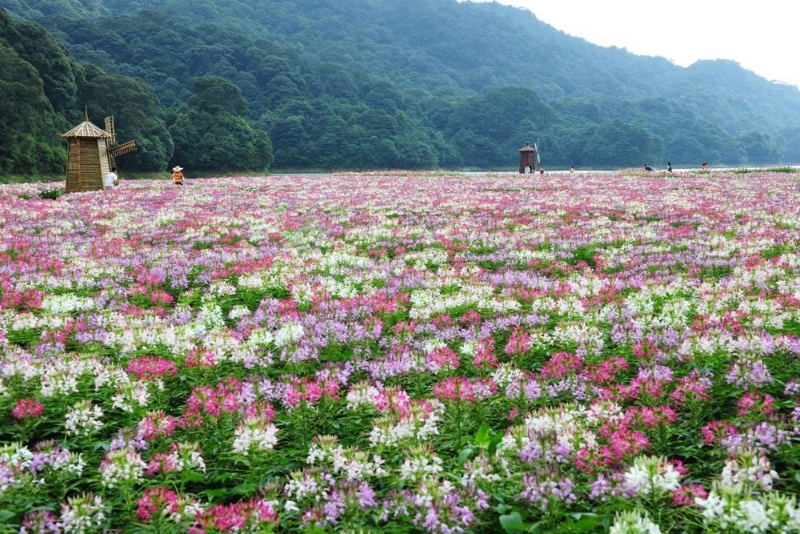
[474,0,800,90]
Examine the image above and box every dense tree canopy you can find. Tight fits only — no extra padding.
[0,41,66,174]
[169,76,272,171]
[2,0,800,175]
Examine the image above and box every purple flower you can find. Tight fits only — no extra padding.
[357,482,377,508]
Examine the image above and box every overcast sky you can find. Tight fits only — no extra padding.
[474,0,800,89]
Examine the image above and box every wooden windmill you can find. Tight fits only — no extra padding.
[61,112,137,193]
[518,141,537,174]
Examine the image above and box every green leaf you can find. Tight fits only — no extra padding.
[458,446,474,464]
[182,470,206,482]
[499,511,528,533]
[201,488,233,500]
[488,429,503,456]
[568,513,603,532]
[475,423,492,448]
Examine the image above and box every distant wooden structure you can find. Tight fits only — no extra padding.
[61,113,136,193]
[518,141,537,174]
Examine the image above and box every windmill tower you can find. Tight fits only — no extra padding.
[518,141,537,174]
[60,112,136,193]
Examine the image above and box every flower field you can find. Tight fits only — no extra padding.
[1,171,799,533]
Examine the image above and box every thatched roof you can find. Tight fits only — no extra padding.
[60,120,112,139]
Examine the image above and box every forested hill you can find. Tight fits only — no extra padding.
[3,0,800,176]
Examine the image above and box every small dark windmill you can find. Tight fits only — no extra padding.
[518,141,537,174]
[61,112,137,193]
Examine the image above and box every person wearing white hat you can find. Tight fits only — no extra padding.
[172,165,185,185]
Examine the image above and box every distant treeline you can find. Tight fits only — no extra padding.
[2,0,800,175]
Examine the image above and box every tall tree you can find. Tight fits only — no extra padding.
[169,75,272,171]
[83,74,172,171]
[0,42,66,174]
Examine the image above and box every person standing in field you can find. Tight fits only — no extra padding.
[172,165,185,185]
[667,162,673,172]
[104,167,119,190]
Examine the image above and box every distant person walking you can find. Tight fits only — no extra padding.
[570,166,575,173]
[172,165,185,186]
[667,162,673,172]
[104,167,119,190]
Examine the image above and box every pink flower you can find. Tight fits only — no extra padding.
[581,357,628,384]
[671,483,708,506]
[185,347,216,367]
[474,336,498,369]
[284,377,340,408]
[139,411,177,440]
[243,401,275,422]
[632,341,659,361]
[431,377,495,402]
[146,452,180,475]
[540,351,582,380]
[505,327,532,356]
[197,499,279,531]
[425,347,460,372]
[737,392,775,417]
[12,398,43,420]
[700,421,737,445]
[138,487,179,521]
[126,356,178,380]
[459,310,482,325]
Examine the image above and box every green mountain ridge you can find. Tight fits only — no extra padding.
[1,0,798,174]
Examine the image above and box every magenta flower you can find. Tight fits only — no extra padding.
[425,346,460,372]
[137,487,179,521]
[540,351,583,380]
[473,336,498,369]
[12,398,44,420]
[700,421,737,446]
[671,483,708,506]
[197,499,279,531]
[505,327,532,356]
[126,356,178,380]
[737,392,775,417]
[139,411,177,440]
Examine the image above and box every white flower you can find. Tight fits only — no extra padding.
[609,510,662,534]
[65,402,104,437]
[623,456,681,496]
[40,295,96,314]
[60,493,106,534]
[0,443,33,468]
[721,448,779,491]
[400,450,442,483]
[99,449,147,488]
[274,322,304,347]
[345,382,380,410]
[232,419,279,455]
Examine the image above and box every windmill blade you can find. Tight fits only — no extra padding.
[109,140,137,156]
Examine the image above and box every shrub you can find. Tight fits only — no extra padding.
[38,187,65,200]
